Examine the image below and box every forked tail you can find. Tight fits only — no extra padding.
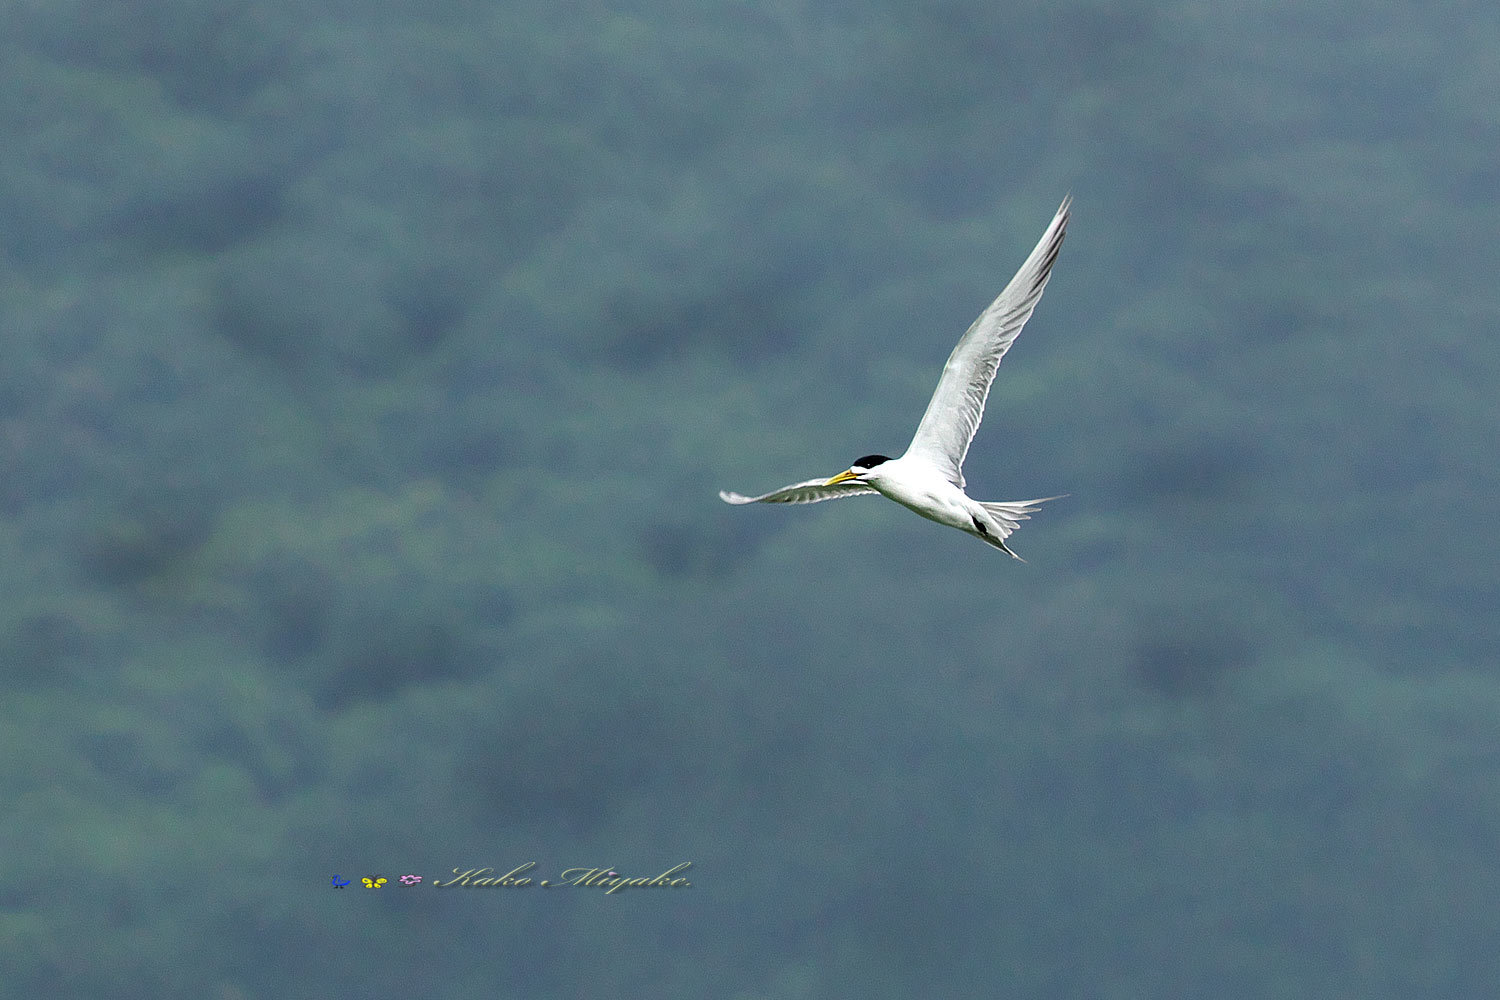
[974,495,1067,560]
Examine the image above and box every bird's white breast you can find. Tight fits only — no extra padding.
[869,457,975,532]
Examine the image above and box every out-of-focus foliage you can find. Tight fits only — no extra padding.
[1,0,1497,995]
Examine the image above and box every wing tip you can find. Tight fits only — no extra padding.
[1029,197,1071,294]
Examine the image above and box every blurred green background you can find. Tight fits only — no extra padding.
[1,0,1496,996]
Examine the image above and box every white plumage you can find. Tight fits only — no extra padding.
[720,196,1071,560]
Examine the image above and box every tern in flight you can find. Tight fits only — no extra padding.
[719,196,1071,559]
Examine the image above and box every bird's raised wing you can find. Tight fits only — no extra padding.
[718,477,878,505]
[902,196,1071,487]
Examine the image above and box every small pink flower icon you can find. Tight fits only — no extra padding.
[400,874,422,885]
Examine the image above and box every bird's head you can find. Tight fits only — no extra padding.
[824,454,892,486]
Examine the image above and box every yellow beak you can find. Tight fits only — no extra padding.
[823,469,860,486]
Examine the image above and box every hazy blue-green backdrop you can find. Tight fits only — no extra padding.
[2,0,1496,995]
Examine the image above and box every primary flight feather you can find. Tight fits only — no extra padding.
[719,196,1071,559]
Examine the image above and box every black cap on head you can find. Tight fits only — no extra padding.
[852,454,891,469]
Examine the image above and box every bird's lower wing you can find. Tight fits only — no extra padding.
[718,477,879,505]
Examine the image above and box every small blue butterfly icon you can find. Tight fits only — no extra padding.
[331,875,350,888]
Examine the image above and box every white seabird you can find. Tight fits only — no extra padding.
[719,196,1071,559]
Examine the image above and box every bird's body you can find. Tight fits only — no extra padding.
[720,196,1072,559]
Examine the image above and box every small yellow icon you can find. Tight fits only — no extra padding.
[362,877,387,888]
